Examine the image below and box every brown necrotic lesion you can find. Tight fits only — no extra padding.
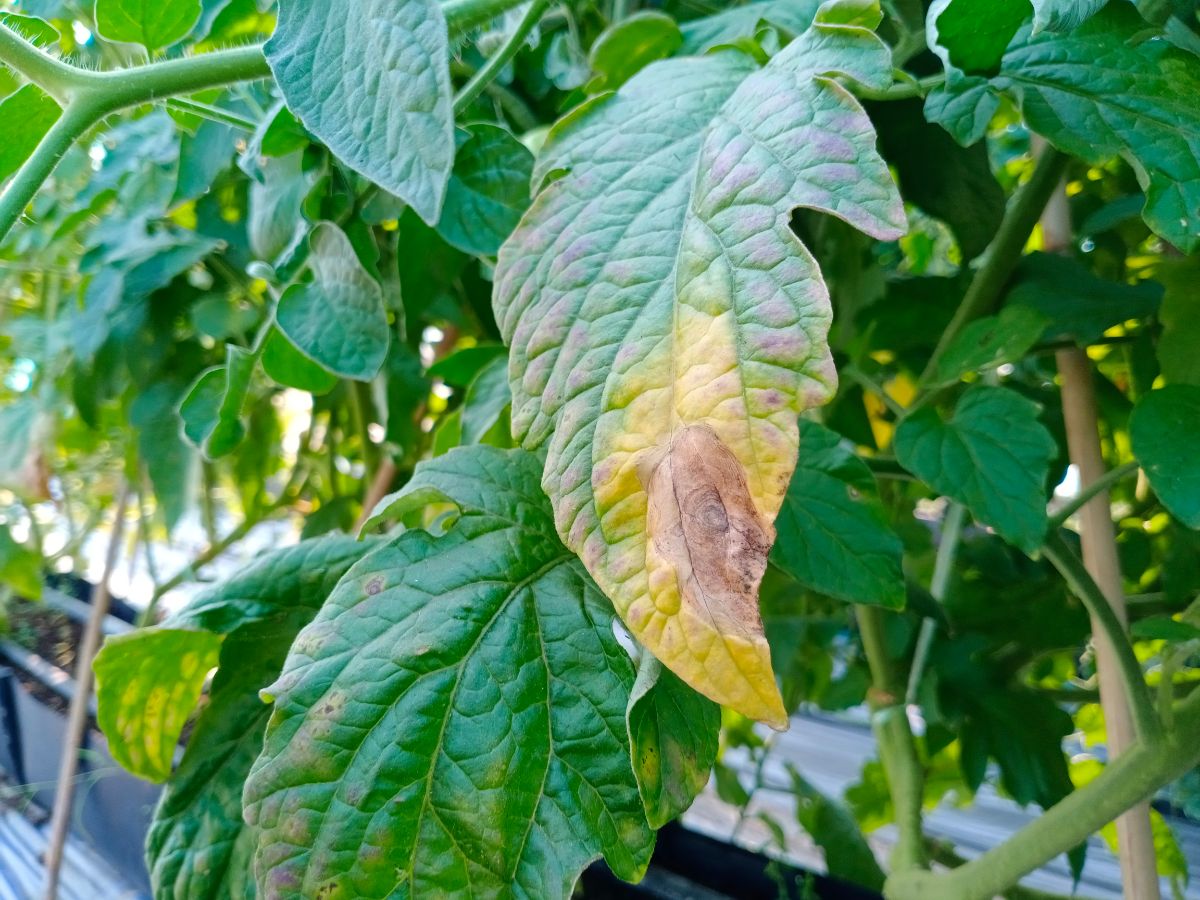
[644,424,772,639]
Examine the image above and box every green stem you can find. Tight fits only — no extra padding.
[886,688,1200,900]
[1042,532,1162,744]
[853,73,944,102]
[843,364,906,417]
[920,148,1069,385]
[1047,460,1138,531]
[856,605,928,872]
[905,503,965,704]
[443,0,535,32]
[454,0,552,116]
[165,96,258,132]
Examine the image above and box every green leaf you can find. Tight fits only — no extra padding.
[678,0,822,53]
[771,421,905,608]
[789,768,885,890]
[264,0,454,224]
[244,446,654,898]
[247,152,310,264]
[0,11,60,44]
[426,343,506,387]
[461,353,511,444]
[191,295,259,342]
[93,629,224,782]
[588,12,683,91]
[140,536,369,898]
[1130,615,1200,642]
[131,381,195,532]
[274,222,389,381]
[927,5,1200,251]
[172,118,235,205]
[933,304,1047,384]
[94,0,201,50]
[1130,385,1200,528]
[867,97,1006,260]
[178,344,254,459]
[626,653,720,829]
[261,326,338,394]
[931,0,1031,74]
[895,385,1057,552]
[0,85,60,183]
[1007,252,1161,345]
[1030,0,1106,32]
[436,125,534,257]
[494,3,904,726]
[0,525,41,599]
[1157,257,1200,386]
[0,398,36,493]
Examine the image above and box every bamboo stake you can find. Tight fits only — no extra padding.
[42,481,130,900]
[1041,159,1161,900]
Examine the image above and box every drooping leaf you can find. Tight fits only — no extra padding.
[930,0,1031,74]
[867,97,1006,260]
[247,152,310,264]
[678,0,822,53]
[131,381,195,531]
[789,768,886,890]
[1130,385,1200,528]
[772,422,905,608]
[588,12,683,91]
[244,446,655,898]
[1031,0,1106,32]
[1007,252,1161,345]
[264,0,454,224]
[436,125,534,257]
[172,118,235,205]
[927,4,1200,251]
[275,222,389,381]
[494,3,905,726]
[461,353,511,444]
[933,304,1048,384]
[260,326,338,394]
[0,85,60,183]
[895,385,1057,552]
[179,344,254,458]
[1157,257,1200,386]
[626,652,720,829]
[93,629,224,782]
[94,0,201,50]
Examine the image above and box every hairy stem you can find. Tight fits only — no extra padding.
[454,0,552,115]
[1042,532,1162,744]
[886,687,1200,900]
[857,605,928,872]
[920,148,1069,384]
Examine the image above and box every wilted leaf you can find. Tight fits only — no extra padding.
[895,385,1057,552]
[264,0,454,224]
[494,3,904,726]
[244,447,655,898]
[1130,385,1200,528]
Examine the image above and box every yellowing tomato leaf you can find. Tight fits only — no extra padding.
[494,0,904,727]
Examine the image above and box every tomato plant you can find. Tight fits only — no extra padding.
[1,0,1199,897]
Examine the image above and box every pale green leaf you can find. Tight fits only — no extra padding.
[894,385,1057,552]
[244,446,655,898]
[1130,385,1200,528]
[461,353,511,444]
[94,0,201,49]
[264,0,454,224]
[274,222,389,381]
[0,525,41,599]
[94,629,224,782]
[679,0,822,53]
[495,3,904,726]
[260,326,338,395]
[1031,0,1106,32]
[131,381,195,532]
